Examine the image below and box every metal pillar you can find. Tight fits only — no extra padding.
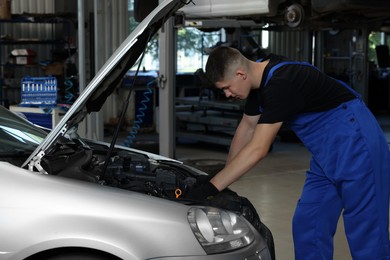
[351,28,369,103]
[78,0,86,93]
[90,0,104,141]
[77,0,88,138]
[158,16,176,158]
[314,31,324,69]
[77,0,104,141]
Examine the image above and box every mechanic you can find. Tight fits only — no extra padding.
[186,46,390,259]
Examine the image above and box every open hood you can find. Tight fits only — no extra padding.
[23,0,185,169]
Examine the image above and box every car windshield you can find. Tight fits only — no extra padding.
[0,106,47,154]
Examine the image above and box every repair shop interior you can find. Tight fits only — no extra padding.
[1,0,390,259]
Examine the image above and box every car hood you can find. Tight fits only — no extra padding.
[23,0,185,169]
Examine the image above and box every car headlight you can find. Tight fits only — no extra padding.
[187,207,255,254]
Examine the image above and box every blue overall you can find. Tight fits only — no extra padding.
[264,62,390,259]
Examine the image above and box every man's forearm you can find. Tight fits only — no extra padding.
[227,115,259,163]
[227,130,252,163]
[212,122,282,191]
[212,140,268,191]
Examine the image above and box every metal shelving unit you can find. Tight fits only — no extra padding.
[176,96,244,146]
[0,15,73,106]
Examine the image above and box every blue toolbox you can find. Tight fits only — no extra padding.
[20,76,58,107]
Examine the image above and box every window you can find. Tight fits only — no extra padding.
[368,31,390,65]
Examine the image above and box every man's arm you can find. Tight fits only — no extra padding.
[211,121,283,191]
[227,114,260,163]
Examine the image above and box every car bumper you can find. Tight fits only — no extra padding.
[147,231,271,260]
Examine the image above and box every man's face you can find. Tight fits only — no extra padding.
[214,71,250,100]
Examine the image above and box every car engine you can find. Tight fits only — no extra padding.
[40,139,198,200]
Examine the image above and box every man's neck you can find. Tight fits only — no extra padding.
[252,59,270,89]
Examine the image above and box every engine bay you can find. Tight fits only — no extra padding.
[40,138,198,200]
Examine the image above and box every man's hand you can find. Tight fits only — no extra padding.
[185,181,219,201]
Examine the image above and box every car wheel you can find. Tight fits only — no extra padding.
[181,158,226,176]
[32,250,120,260]
[131,139,159,154]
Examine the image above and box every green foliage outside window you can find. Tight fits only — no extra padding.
[368,31,390,64]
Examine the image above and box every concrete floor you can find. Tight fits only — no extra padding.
[119,114,390,260]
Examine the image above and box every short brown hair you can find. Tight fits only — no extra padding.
[205,46,244,84]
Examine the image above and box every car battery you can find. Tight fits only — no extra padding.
[20,76,58,107]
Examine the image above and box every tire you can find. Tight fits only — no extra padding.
[182,158,226,176]
[28,249,120,260]
[44,255,111,260]
[131,139,159,154]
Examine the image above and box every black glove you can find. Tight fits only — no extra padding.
[185,181,219,201]
[196,174,212,184]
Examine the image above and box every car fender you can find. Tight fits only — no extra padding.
[0,163,205,260]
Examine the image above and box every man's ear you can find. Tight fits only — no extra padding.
[236,70,247,80]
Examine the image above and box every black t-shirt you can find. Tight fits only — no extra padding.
[244,54,357,123]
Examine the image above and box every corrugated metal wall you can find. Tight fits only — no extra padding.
[87,0,129,125]
[12,0,55,13]
[3,0,129,126]
[87,0,129,75]
[268,30,313,62]
[1,0,70,104]
[8,0,129,77]
[8,0,75,59]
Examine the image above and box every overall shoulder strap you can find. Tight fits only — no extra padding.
[263,61,313,87]
[263,60,360,98]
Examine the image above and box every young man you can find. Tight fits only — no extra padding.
[186,46,390,259]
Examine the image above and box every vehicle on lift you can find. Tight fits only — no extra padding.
[0,0,274,259]
[179,0,390,29]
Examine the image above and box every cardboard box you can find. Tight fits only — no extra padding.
[13,56,35,65]
[9,49,36,65]
[43,62,64,76]
[0,0,11,20]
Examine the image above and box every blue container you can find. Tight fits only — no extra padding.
[20,76,57,107]
[22,112,52,129]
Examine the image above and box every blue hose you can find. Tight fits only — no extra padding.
[64,77,74,104]
[123,80,154,147]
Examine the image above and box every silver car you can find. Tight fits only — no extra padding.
[0,0,274,259]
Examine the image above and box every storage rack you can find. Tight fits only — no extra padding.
[176,96,244,147]
[0,14,73,107]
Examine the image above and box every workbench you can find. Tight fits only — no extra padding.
[10,105,66,129]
